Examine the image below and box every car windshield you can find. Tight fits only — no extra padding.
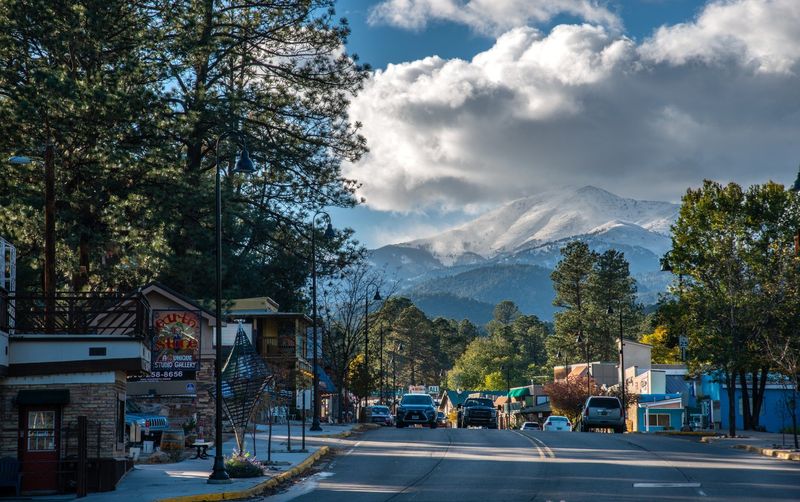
[371,406,389,414]
[549,416,568,422]
[464,398,494,407]
[126,400,142,413]
[401,394,433,405]
[588,397,620,409]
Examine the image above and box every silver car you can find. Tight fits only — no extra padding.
[579,396,625,433]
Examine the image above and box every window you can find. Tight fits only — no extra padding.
[535,396,549,406]
[647,413,671,427]
[27,411,56,451]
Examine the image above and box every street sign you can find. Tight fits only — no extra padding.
[679,336,688,348]
[427,385,440,394]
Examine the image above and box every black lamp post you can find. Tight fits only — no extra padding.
[310,211,334,431]
[379,323,385,405]
[9,146,56,332]
[361,285,381,421]
[608,305,626,423]
[209,131,256,484]
[501,364,511,429]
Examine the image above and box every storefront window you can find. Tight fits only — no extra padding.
[27,411,56,451]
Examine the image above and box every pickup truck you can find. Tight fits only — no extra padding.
[457,397,498,429]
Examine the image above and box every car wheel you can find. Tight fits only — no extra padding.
[614,426,624,434]
[488,424,498,429]
[430,422,438,429]
[396,421,404,428]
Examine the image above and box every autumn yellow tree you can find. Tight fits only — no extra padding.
[641,326,681,364]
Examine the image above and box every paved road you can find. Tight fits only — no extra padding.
[266,427,800,501]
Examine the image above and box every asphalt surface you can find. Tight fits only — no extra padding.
[265,427,800,502]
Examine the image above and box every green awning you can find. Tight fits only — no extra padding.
[508,387,530,398]
[16,389,70,405]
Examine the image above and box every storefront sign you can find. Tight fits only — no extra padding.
[130,310,201,382]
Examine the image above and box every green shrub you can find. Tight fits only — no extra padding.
[225,451,264,478]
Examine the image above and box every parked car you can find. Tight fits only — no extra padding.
[579,396,625,433]
[437,411,448,427]
[543,415,571,431]
[396,393,438,428]
[125,400,169,440]
[520,421,541,431]
[457,398,498,429]
[366,405,394,426]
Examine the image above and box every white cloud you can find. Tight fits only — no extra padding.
[347,0,800,213]
[639,0,800,73]
[368,0,621,36]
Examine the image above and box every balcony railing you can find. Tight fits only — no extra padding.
[8,291,152,337]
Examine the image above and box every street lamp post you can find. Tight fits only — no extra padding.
[379,323,385,405]
[9,146,56,332]
[501,364,511,429]
[209,131,256,484]
[361,285,381,421]
[310,211,334,432]
[608,305,626,424]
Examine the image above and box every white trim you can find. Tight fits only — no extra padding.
[140,285,218,326]
[638,398,682,408]
[2,371,117,384]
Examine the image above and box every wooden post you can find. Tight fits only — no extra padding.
[77,416,87,498]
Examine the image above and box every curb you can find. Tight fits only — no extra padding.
[315,423,381,439]
[733,444,800,461]
[155,445,330,502]
[655,431,719,437]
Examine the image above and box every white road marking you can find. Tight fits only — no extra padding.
[698,490,707,496]
[633,482,701,488]
[514,430,555,458]
[344,440,362,456]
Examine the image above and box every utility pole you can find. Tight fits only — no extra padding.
[43,144,55,332]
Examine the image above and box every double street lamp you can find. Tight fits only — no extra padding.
[310,211,335,431]
[209,131,257,484]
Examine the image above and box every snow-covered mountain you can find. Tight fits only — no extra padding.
[369,186,679,323]
[403,186,677,265]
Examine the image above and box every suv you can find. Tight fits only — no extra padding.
[366,405,394,426]
[396,394,437,428]
[579,396,625,433]
[124,400,169,441]
[457,398,498,429]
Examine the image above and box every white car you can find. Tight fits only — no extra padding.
[543,415,572,431]
[520,421,541,431]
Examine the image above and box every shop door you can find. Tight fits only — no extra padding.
[19,406,61,492]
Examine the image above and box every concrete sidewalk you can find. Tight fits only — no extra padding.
[698,430,800,461]
[12,422,363,502]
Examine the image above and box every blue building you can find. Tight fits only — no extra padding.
[699,374,799,433]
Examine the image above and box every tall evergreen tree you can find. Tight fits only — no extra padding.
[0,0,164,291]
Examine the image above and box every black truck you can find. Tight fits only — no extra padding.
[457,397,498,428]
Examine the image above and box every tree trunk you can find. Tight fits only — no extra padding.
[749,367,769,429]
[792,384,798,449]
[726,369,737,437]
[739,369,752,430]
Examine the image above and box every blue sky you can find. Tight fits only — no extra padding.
[331,0,800,248]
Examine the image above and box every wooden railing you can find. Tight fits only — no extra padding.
[8,291,151,337]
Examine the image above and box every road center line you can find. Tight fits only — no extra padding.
[513,431,555,458]
[344,440,362,456]
[633,482,701,488]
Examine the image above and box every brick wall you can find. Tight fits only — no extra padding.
[0,372,126,459]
